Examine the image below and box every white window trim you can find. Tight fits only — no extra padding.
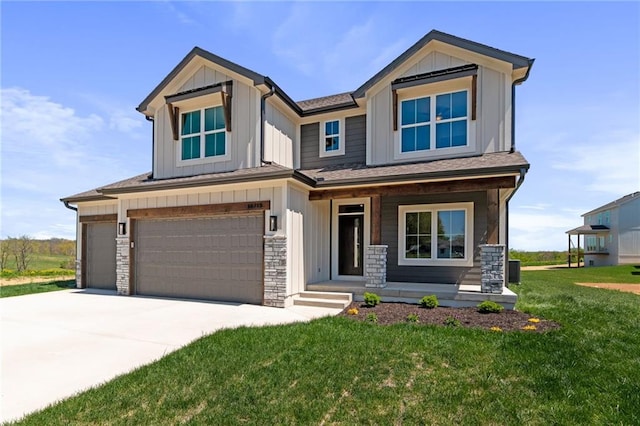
[394,86,476,161]
[176,105,230,167]
[319,118,345,158]
[398,202,474,267]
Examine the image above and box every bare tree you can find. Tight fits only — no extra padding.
[12,235,34,272]
[0,240,10,270]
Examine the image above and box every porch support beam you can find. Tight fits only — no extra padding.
[309,176,515,201]
[371,195,381,245]
[486,189,499,244]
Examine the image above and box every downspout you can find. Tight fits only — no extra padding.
[504,167,527,283]
[510,60,534,153]
[260,83,276,165]
[145,115,155,177]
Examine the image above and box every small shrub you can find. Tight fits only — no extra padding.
[443,316,460,327]
[347,308,359,315]
[363,292,381,307]
[406,313,419,323]
[419,295,438,309]
[365,313,378,323]
[477,300,504,314]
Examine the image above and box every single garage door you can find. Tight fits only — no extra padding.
[86,222,117,289]
[135,214,264,304]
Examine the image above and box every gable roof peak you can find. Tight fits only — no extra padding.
[352,29,534,98]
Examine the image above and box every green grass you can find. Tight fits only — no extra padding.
[9,266,640,425]
[0,280,76,298]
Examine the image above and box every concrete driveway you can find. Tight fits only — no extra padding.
[1,289,340,422]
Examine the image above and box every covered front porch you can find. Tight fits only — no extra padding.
[565,224,610,267]
[306,279,517,309]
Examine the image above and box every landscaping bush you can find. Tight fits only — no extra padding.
[363,292,381,307]
[406,313,419,323]
[477,300,504,313]
[365,313,378,323]
[443,316,461,327]
[419,295,439,309]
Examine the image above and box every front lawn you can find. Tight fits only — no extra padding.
[9,266,640,425]
[0,280,76,298]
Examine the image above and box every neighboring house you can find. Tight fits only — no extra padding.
[566,192,640,267]
[61,30,534,309]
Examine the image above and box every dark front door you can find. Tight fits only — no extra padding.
[338,214,364,276]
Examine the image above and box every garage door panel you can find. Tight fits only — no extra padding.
[86,222,117,290]
[135,214,263,304]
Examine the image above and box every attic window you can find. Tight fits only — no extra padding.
[165,81,233,140]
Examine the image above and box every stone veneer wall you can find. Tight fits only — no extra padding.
[365,245,388,288]
[115,237,130,295]
[480,244,505,294]
[75,259,82,289]
[264,235,287,307]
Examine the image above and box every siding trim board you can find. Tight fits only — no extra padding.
[127,200,271,219]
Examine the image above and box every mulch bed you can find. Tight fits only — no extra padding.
[340,302,560,333]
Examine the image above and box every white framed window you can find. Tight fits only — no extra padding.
[398,202,474,267]
[400,90,468,153]
[319,118,345,157]
[178,105,229,164]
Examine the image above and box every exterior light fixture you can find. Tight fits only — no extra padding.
[118,222,127,235]
[269,216,278,232]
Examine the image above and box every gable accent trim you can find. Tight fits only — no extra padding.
[391,64,478,90]
[167,103,179,141]
[221,81,232,131]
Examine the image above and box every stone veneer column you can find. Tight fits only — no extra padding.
[75,259,82,289]
[365,245,388,288]
[115,236,131,295]
[263,235,287,307]
[480,244,505,294]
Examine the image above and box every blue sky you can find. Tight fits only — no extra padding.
[1,1,638,250]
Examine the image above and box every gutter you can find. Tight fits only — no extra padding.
[510,59,535,153]
[260,83,276,165]
[63,201,78,212]
[145,115,155,177]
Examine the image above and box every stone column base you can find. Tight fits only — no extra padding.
[264,235,287,307]
[365,245,388,288]
[116,237,130,295]
[480,244,505,294]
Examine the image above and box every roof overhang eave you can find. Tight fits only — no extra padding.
[312,164,529,189]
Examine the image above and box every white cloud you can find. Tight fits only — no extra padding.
[550,133,640,195]
[1,87,146,239]
[509,210,578,251]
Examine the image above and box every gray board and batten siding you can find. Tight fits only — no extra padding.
[381,191,487,285]
[300,115,366,169]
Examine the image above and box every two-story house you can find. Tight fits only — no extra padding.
[62,30,533,309]
[566,192,640,267]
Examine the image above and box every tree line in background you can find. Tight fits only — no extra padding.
[509,249,581,266]
[0,237,75,272]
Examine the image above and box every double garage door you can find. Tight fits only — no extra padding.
[134,214,264,304]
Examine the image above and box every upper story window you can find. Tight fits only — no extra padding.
[319,118,345,157]
[180,106,226,161]
[400,90,468,154]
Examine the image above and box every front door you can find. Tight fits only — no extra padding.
[338,205,364,276]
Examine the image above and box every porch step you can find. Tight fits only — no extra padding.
[292,291,352,309]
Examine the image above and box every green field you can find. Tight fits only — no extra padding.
[9,265,640,425]
[1,254,74,278]
[0,280,76,298]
